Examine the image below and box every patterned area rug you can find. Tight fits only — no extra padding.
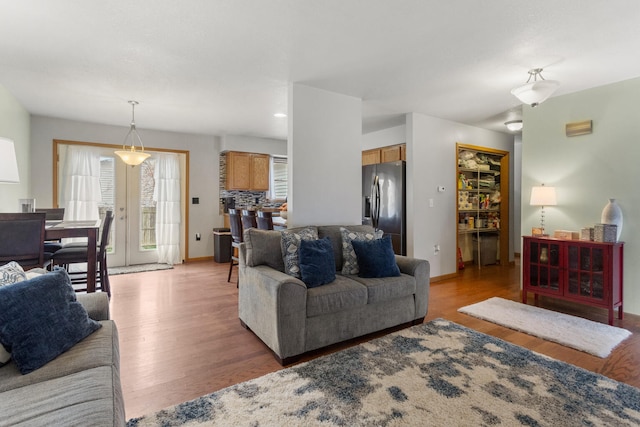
[108,263,173,276]
[458,297,631,358]
[127,319,640,426]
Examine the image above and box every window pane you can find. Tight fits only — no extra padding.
[271,156,288,200]
[99,157,115,253]
[140,159,157,250]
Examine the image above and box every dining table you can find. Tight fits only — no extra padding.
[45,219,101,293]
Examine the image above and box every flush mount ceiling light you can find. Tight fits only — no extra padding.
[273,113,287,118]
[511,68,559,107]
[504,120,523,132]
[115,100,151,166]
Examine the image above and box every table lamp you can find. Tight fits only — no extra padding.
[530,184,557,235]
[0,137,20,183]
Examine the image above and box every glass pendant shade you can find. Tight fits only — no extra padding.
[115,101,150,166]
[0,137,20,183]
[511,68,559,107]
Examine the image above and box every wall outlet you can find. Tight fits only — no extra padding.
[195,233,201,241]
[429,198,434,208]
[434,244,440,255]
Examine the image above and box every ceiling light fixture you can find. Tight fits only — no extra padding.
[511,68,559,107]
[273,113,287,118]
[504,120,523,132]
[115,100,151,166]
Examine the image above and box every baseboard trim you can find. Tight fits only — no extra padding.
[185,256,214,263]
[431,272,458,283]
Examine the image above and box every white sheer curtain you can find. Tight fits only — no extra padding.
[61,146,101,221]
[153,153,181,265]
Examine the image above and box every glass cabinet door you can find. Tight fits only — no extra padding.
[567,243,605,301]
[527,240,562,294]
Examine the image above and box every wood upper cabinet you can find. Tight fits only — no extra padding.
[362,144,406,165]
[362,149,381,165]
[250,153,270,191]
[225,151,270,191]
[381,145,404,163]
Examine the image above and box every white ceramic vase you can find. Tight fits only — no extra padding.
[601,198,623,241]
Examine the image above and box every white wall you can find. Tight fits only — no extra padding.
[522,77,640,315]
[513,134,522,254]
[288,84,361,226]
[406,113,514,278]
[362,124,406,150]
[0,85,31,211]
[221,134,286,156]
[30,115,218,260]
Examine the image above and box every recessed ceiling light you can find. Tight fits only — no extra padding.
[273,113,287,118]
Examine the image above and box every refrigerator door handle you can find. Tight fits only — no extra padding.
[372,175,380,229]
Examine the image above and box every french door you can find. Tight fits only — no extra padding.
[56,143,165,267]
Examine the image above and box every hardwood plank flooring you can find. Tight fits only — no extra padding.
[110,260,640,419]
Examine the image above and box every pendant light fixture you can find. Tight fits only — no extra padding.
[115,100,151,166]
[511,68,559,107]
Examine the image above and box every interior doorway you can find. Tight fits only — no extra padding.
[54,140,187,267]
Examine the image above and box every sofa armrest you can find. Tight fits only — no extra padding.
[395,255,430,319]
[76,292,110,321]
[239,245,308,361]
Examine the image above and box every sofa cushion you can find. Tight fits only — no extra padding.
[306,275,368,317]
[243,228,285,271]
[0,269,102,374]
[299,237,336,288]
[281,227,318,278]
[317,225,375,272]
[339,227,383,275]
[350,274,417,305]
[351,235,401,278]
[0,365,125,427]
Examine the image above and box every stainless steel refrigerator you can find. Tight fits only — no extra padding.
[362,161,406,255]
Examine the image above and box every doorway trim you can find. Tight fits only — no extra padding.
[52,139,191,262]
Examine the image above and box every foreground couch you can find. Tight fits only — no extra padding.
[0,289,125,426]
[238,225,430,364]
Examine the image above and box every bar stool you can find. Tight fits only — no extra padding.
[241,209,257,230]
[227,208,243,284]
[256,211,274,230]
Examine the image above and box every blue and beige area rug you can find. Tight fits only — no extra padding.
[127,319,640,426]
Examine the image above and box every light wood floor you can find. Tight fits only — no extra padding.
[109,260,640,419]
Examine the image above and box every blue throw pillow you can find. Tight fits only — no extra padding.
[351,235,401,278]
[0,268,102,374]
[299,237,336,288]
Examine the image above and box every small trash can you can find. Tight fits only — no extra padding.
[213,228,232,263]
[473,234,498,266]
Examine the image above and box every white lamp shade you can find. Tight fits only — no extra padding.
[0,137,20,183]
[530,186,557,206]
[511,80,559,107]
[115,148,151,166]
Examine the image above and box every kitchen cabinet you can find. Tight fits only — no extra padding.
[522,236,624,325]
[362,149,381,165]
[225,151,270,191]
[456,144,509,267]
[362,144,405,165]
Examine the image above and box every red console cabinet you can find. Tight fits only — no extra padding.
[522,236,624,325]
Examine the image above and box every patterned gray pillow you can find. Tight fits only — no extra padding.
[0,261,27,287]
[340,227,384,275]
[0,261,28,367]
[281,227,319,278]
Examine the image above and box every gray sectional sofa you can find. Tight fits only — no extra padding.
[0,292,125,426]
[238,225,430,364]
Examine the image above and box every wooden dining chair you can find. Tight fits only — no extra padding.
[228,208,243,284]
[0,213,46,270]
[36,208,66,256]
[50,211,114,296]
[256,211,274,230]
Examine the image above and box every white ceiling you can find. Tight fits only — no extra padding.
[1,1,639,140]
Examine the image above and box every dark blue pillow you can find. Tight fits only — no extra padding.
[299,237,336,287]
[0,268,102,374]
[351,235,401,278]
